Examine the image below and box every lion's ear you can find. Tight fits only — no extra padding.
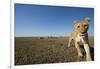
[74,20,79,24]
[84,17,90,23]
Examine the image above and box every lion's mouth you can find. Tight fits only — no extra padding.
[80,32,87,36]
[80,34,85,36]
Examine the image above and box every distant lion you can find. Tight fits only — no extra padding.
[68,17,92,61]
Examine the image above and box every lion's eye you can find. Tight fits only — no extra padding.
[77,26,80,28]
[84,25,87,28]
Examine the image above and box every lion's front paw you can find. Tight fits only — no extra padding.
[87,57,92,61]
[78,53,83,58]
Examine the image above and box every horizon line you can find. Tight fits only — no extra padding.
[15,35,94,37]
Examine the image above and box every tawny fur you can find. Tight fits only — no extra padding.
[68,17,92,61]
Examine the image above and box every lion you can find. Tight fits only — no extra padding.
[68,17,92,61]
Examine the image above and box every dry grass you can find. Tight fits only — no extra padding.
[15,36,94,65]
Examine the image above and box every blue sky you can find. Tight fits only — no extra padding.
[15,4,94,37]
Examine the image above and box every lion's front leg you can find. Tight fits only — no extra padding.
[68,36,72,47]
[81,37,92,61]
[75,41,83,57]
[84,44,92,61]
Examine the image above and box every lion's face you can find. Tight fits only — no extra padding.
[74,17,90,34]
[75,22,89,33]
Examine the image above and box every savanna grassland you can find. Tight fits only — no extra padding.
[15,36,94,65]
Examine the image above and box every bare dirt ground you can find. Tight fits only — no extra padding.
[15,36,94,65]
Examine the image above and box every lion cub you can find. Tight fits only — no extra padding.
[68,17,92,61]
